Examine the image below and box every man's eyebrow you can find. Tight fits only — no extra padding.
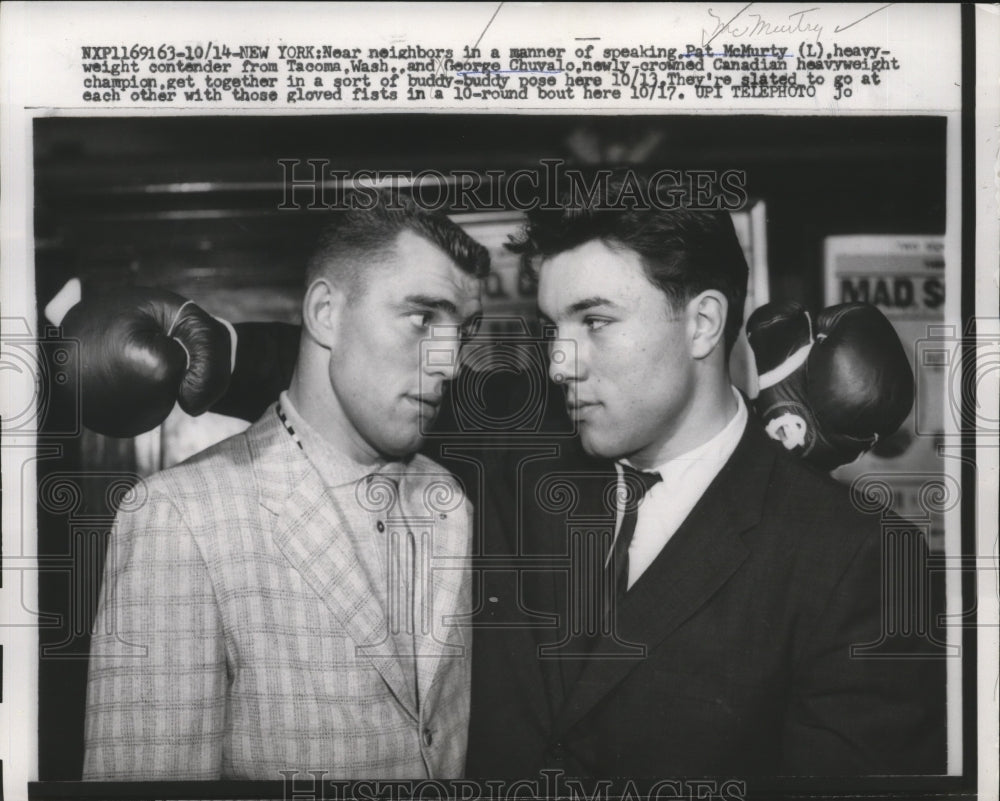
[403,294,459,315]
[566,296,618,315]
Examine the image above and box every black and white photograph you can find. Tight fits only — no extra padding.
[1,4,997,801]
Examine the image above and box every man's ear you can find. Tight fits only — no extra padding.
[302,277,346,349]
[686,289,728,359]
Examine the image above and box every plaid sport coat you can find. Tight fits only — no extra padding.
[83,405,473,780]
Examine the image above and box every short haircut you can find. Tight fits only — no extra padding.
[306,191,490,291]
[510,172,749,354]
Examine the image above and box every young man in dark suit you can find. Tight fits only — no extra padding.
[464,184,946,779]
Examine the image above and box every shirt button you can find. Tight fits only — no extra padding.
[422,727,433,747]
[376,520,385,533]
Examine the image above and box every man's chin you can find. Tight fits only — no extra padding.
[369,426,426,461]
[382,437,424,460]
[577,429,625,461]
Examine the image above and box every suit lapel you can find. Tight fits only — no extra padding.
[552,423,777,736]
[469,444,595,729]
[467,445,569,730]
[534,454,621,711]
[249,408,419,719]
[401,466,470,709]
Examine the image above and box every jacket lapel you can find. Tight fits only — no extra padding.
[401,466,471,709]
[534,454,621,711]
[249,408,419,719]
[463,445,571,732]
[551,423,777,736]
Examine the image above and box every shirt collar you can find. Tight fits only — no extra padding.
[278,390,410,488]
[622,386,748,475]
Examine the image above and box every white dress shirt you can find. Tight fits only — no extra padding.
[615,387,749,590]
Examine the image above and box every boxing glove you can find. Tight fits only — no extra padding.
[61,287,233,437]
[746,300,914,471]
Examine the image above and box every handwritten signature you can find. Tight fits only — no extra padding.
[704,6,824,45]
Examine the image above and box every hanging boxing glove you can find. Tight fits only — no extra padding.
[61,287,233,437]
[746,300,914,471]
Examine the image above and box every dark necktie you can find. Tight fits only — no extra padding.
[609,464,663,596]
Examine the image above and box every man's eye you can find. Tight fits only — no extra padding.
[408,312,432,329]
[584,317,611,332]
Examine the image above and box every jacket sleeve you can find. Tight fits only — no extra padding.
[83,489,228,780]
[211,322,300,421]
[780,517,948,775]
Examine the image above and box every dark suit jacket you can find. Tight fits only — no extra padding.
[215,322,947,780]
[464,423,946,779]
